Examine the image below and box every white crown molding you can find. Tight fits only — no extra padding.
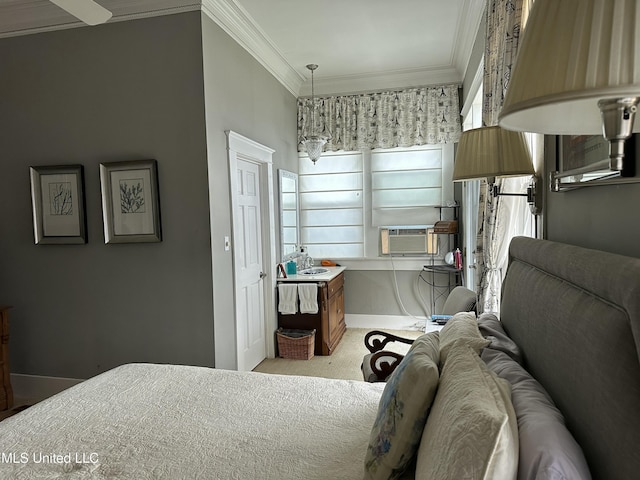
[200,0,303,96]
[452,0,486,81]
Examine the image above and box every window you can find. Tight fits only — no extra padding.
[371,147,443,227]
[299,152,364,258]
[298,145,454,260]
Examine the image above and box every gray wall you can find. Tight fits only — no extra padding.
[543,136,640,258]
[0,12,298,379]
[199,14,298,368]
[345,270,455,318]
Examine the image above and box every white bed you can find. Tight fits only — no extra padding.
[0,363,384,479]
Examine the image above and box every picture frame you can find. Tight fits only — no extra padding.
[30,165,87,244]
[100,160,162,243]
[552,134,639,191]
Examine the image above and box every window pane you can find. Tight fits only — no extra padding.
[372,170,441,190]
[300,154,361,174]
[282,210,297,227]
[283,243,297,256]
[373,207,441,227]
[300,208,363,226]
[373,188,442,208]
[307,244,364,258]
[301,226,363,244]
[282,226,297,243]
[300,191,363,210]
[371,149,441,171]
[281,177,296,193]
[281,193,297,210]
[299,172,362,192]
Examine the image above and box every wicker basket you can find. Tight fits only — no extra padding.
[276,328,315,360]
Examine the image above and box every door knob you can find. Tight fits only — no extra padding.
[259,272,267,279]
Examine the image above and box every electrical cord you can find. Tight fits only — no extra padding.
[415,272,431,317]
[388,254,428,330]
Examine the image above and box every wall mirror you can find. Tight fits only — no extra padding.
[279,169,299,258]
[552,135,640,191]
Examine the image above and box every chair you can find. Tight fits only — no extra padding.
[361,286,477,382]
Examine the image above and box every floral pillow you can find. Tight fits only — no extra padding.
[364,332,440,480]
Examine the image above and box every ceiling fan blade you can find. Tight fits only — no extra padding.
[49,0,112,26]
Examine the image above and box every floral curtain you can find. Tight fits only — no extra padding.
[483,0,530,126]
[297,85,461,152]
[476,0,533,313]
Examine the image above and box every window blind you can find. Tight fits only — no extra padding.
[371,148,443,226]
[299,153,364,258]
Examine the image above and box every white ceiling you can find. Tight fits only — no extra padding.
[0,0,485,97]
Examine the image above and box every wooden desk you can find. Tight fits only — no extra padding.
[0,306,13,411]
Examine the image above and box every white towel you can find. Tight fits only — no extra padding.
[298,283,318,314]
[278,283,298,314]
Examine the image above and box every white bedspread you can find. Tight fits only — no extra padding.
[0,363,385,479]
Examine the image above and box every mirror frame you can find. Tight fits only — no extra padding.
[552,134,640,191]
[278,169,299,258]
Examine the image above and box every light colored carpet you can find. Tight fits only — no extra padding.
[253,328,423,381]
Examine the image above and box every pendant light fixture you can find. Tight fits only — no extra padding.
[302,64,328,164]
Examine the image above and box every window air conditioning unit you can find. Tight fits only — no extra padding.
[380,227,437,256]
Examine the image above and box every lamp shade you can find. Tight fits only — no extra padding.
[452,126,534,181]
[499,0,640,135]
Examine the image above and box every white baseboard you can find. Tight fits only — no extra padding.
[345,314,442,333]
[11,373,84,402]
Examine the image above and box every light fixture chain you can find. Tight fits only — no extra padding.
[302,63,327,164]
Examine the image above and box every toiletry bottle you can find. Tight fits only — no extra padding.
[286,260,297,275]
[454,248,463,270]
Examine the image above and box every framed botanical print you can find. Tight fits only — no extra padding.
[100,160,162,243]
[30,165,87,244]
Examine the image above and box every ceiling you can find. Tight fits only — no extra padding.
[0,0,485,97]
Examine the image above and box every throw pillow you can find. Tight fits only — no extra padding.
[439,311,490,365]
[482,348,592,480]
[415,343,519,480]
[364,332,440,480]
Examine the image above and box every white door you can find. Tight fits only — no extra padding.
[233,158,267,371]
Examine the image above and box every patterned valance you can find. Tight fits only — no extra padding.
[297,84,462,153]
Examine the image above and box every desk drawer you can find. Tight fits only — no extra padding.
[327,273,343,297]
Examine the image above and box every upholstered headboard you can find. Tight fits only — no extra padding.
[500,237,640,480]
